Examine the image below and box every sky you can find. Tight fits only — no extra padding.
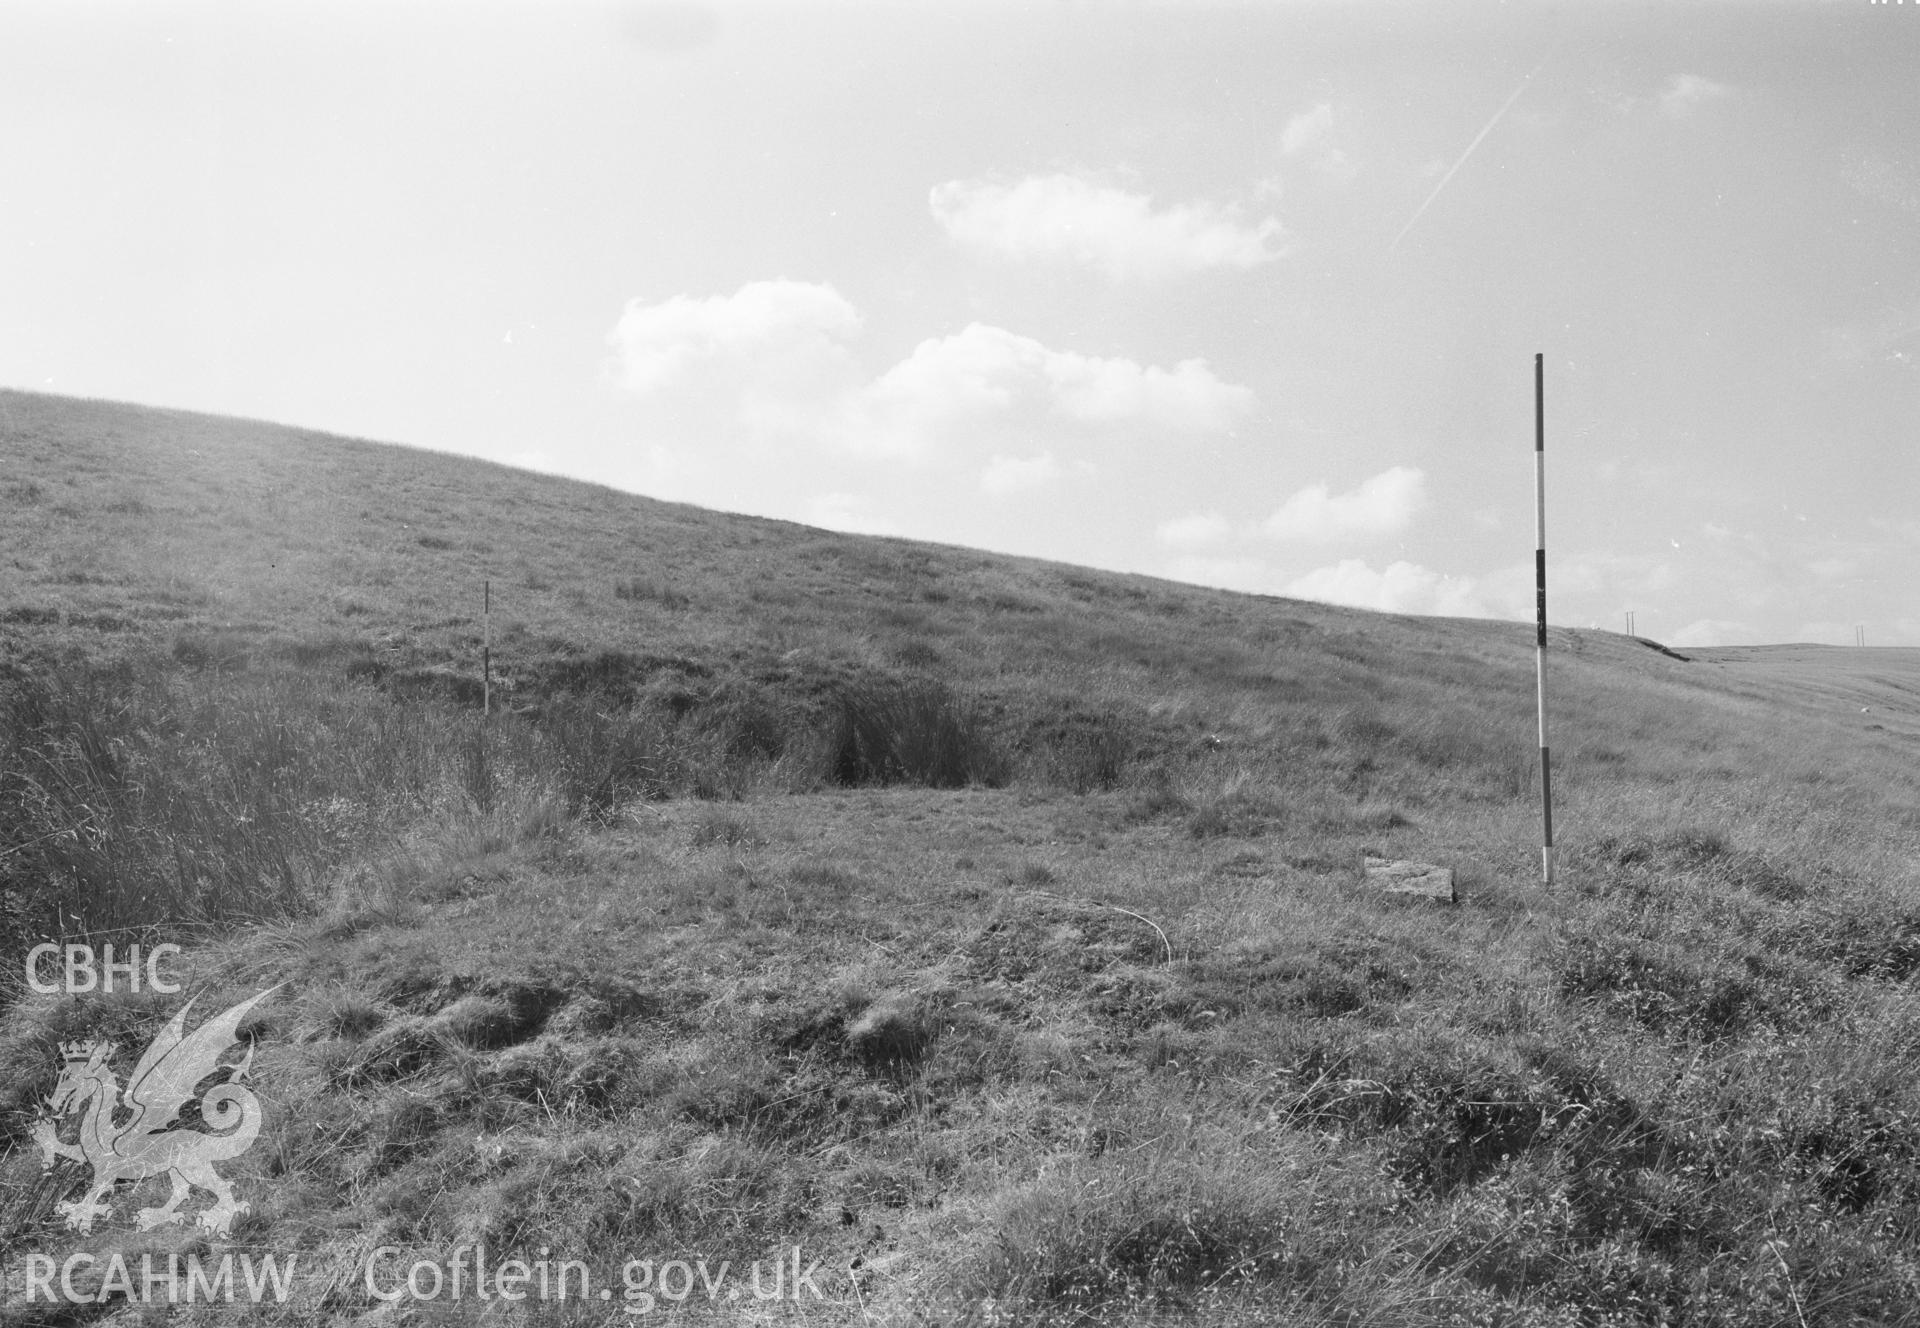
[3,0,1917,647]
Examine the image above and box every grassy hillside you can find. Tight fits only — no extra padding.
[4,388,1920,1325]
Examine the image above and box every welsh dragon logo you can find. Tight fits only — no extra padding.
[31,988,277,1237]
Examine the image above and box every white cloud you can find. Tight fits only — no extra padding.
[980,452,1061,496]
[929,174,1285,281]
[606,288,1252,496]
[1280,103,1357,182]
[1261,466,1427,543]
[1047,350,1253,431]
[607,279,861,394]
[1659,74,1731,118]
[1283,558,1495,618]
[841,322,1253,457]
[1281,103,1332,157]
[1156,512,1233,548]
[846,324,1029,453]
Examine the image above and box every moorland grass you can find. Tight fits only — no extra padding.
[3,390,1920,1324]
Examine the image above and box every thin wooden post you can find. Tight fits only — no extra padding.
[483,580,492,717]
[1534,354,1554,886]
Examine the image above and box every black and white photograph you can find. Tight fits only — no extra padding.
[3,1,1919,1322]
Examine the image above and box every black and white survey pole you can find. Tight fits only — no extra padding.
[1534,353,1554,886]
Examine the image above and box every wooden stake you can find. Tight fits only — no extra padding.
[1534,354,1554,886]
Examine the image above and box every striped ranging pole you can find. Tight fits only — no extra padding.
[1534,353,1554,886]
[483,580,492,718]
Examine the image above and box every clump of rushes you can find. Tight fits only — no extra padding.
[829,677,1008,788]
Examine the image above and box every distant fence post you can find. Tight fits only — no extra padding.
[1534,353,1554,887]
[483,579,492,717]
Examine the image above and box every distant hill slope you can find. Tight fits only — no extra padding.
[0,390,1735,685]
[7,386,1916,753]
[6,385,1918,878]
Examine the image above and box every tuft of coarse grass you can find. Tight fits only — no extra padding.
[845,994,938,1070]
[522,696,678,818]
[829,676,1009,788]
[1028,712,1141,794]
[689,807,764,848]
[939,1120,1381,1321]
[0,661,331,943]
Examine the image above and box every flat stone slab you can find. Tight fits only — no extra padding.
[1363,856,1456,902]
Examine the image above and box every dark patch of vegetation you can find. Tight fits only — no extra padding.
[1556,922,1840,1039]
[384,665,487,707]
[274,633,379,670]
[845,996,939,1071]
[521,697,678,818]
[1784,1083,1920,1213]
[1589,828,1814,904]
[890,638,943,670]
[1636,636,1692,661]
[694,678,807,762]
[1766,898,1920,980]
[171,627,258,670]
[980,591,1044,615]
[529,648,713,702]
[67,612,131,632]
[1020,704,1149,793]
[689,808,764,847]
[949,1136,1347,1319]
[1,661,321,947]
[829,677,1008,789]
[614,577,690,609]
[0,606,61,626]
